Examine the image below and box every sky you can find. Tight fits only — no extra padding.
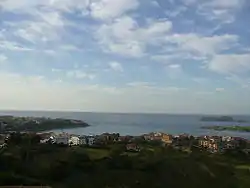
[0,0,250,114]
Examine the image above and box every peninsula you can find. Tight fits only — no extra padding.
[201,125,250,133]
[0,116,90,132]
[200,116,247,123]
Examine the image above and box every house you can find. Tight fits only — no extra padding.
[199,137,224,153]
[95,133,111,144]
[222,136,232,142]
[162,134,173,144]
[87,136,95,146]
[69,136,80,146]
[173,134,191,146]
[126,143,140,152]
[79,136,88,145]
[199,139,209,148]
[55,134,69,145]
[38,133,52,140]
[40,138,50,144]
[143,134,153,141]
[118,136,133,142]
[38,133,54,144]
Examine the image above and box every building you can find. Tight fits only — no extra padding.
[126,143,140,152]
[79,136,88,145]
[87,136,95,146]
[118,136,133,142]
[69,136,80,146]
[222,136,232,142]
[199,137,224,153]
[162,134,173,144]
[55,134,69,145]
[143,134,153,141]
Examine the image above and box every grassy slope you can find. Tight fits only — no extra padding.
[0,143,250,188]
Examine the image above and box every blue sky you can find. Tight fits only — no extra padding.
[0,0,250,114]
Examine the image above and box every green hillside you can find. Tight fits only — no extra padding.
[0,134,250,188]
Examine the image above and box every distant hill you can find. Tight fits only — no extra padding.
[0,116,90,132]
[200,116,247,123]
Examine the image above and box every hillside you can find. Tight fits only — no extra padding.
[0,134,250,188]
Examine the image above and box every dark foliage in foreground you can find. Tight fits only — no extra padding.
[1,134,250,188]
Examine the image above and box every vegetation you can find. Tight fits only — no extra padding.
[0,116,90,132]
[1,133,250,187]
[201,125,250,132]
[200,116,247,123]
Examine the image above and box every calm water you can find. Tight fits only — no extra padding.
[1,111,250,139]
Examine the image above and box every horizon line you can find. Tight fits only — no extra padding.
[0,109,249,116]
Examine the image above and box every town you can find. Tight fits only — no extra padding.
[1,130,250,154]
[1,115,248,155]
[1,130,250,187]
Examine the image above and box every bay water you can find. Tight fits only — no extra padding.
[1,111,250,139]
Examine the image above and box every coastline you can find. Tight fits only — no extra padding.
[201,125,250,133]
[1,113,250,139]
[0,116,90,133]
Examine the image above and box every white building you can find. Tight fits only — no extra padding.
[79,136,87,145]
[40,136,56,144]
[69,136,80,146]
[88,136,95,146]
[55,135,69,145]
[222,136,232,142]
[40,138,49,144]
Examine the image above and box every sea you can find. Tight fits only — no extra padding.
[1,111,250,139]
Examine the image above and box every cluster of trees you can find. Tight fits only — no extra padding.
[0,133,250,188]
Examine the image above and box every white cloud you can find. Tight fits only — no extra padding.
[109,62,124,72]
[182,0,246,23]
[195,91,214,95]
[226,75,250,89]
[165,34,238,56]
[151,1,160,7]
[150,34,238,65]
[13,10,65,44]
[96,16,172,57]
[165,6,187,17]
[182,0,197,5]
[0,71,187,112]
[0,40,34,51]
[0,71,249,113]
[168,64,181,69]
[126,81,186,94]
[43,49,56,55]
[0,0,87,51]
[59,45,81,51]
[0,0,138,21]
[151,52,206,63]
[51,68,62,73]
[192,77,210,84]
[0,54,7,63]
[127,82,155,88]
[203,0,245,23]
[166,64,183,79]
[66,70,96,80]
[151,55,173,63]
[0,0,90,13]
[215,88,225,92]
[90,0,139,20]
[208,54,250,74]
